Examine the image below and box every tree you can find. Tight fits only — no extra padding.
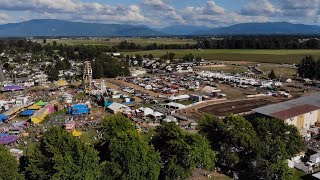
[168,52,175,61]
[52,41,57,47]
[268,69,277,80]
[152,122,215,180]
[102,131,161,180]
[182,53,194,62]
[196,56,202,62]
[23,127,101,180]
[0,145,24,180]
[99,115,161,180]
[250,118,305,162]
[135,54,143,66]
[248,159,294,180]
[198,115,258,172]
[92,61,104,79]
[47,67,59,81]
[298,56,317,79]
[148,54,154,60]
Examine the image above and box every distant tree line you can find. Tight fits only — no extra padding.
[117,41,197,51]
[0,39,118,60]
[197,37,320,49]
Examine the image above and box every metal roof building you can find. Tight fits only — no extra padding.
[253,93,320,119]
[253,93,320,131]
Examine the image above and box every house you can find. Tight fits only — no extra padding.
[107,102,131,114]
[253,93,320,133]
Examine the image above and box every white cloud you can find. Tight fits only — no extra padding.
[0,13,9,24]
[0,0,150,23]
[143,0,174,11]
[241,0,281,16]
[185,1,225,16]
[0,0,319,27]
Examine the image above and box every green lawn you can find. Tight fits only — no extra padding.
[259,63,297,78]
[122,49,320,64]
[292,169,306,180]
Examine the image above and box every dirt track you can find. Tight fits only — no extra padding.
[199,99,274,117]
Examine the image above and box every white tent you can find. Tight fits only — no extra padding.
[108,102,130,114]
[163,116,177,123]
[201,86,220,94]
[139,107,154,116]
[166,102,186,110]
[151,111,164,118]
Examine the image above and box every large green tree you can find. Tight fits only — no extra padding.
[99,115,161,180]
[199,115,259,171]
[250,117,305,162]
[152,122,215,180]
[23,127,101,180]
[0,145,24,180]
[297,55,317,79]
[182,53,194,62]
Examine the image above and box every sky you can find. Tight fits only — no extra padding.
[0,0,319,27]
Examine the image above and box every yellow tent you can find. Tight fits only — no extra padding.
[30,108,49,124]
[28,105,42,110]
[72,130,82,137]
[55,79,68,87]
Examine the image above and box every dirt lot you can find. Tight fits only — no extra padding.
[199,98,278,117]
[103,80,143,103]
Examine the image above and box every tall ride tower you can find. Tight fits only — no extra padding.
[83,61,93,94]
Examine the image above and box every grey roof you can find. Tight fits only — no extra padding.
[253,93,320,117]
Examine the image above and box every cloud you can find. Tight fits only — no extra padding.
[240,0,281,16]
[0,0,319,27]
[143,0,174,11]
[142,0,185,25]
[0,12,9,23]
[0,0,150,23]
[185,1,225,16]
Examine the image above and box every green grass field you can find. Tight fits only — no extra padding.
[40,38,197,46]
[122,49,320,64]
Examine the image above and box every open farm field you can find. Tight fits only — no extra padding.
[41,37,197,46]
[122,49,320,64]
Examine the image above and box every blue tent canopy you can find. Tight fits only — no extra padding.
[0,114,8,122]
[68,104,90,115]
[21,110,35,116]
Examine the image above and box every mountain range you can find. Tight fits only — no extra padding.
[0,19,320,37]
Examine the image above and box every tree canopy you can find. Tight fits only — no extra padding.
[152,122,216,180]
[199,115,258,171]
[92,55,130,79]
[0,145,24,180]
[297,55,320,79]
[198,115,303,179]
[99,115,161,180]
[22,127,101,180]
